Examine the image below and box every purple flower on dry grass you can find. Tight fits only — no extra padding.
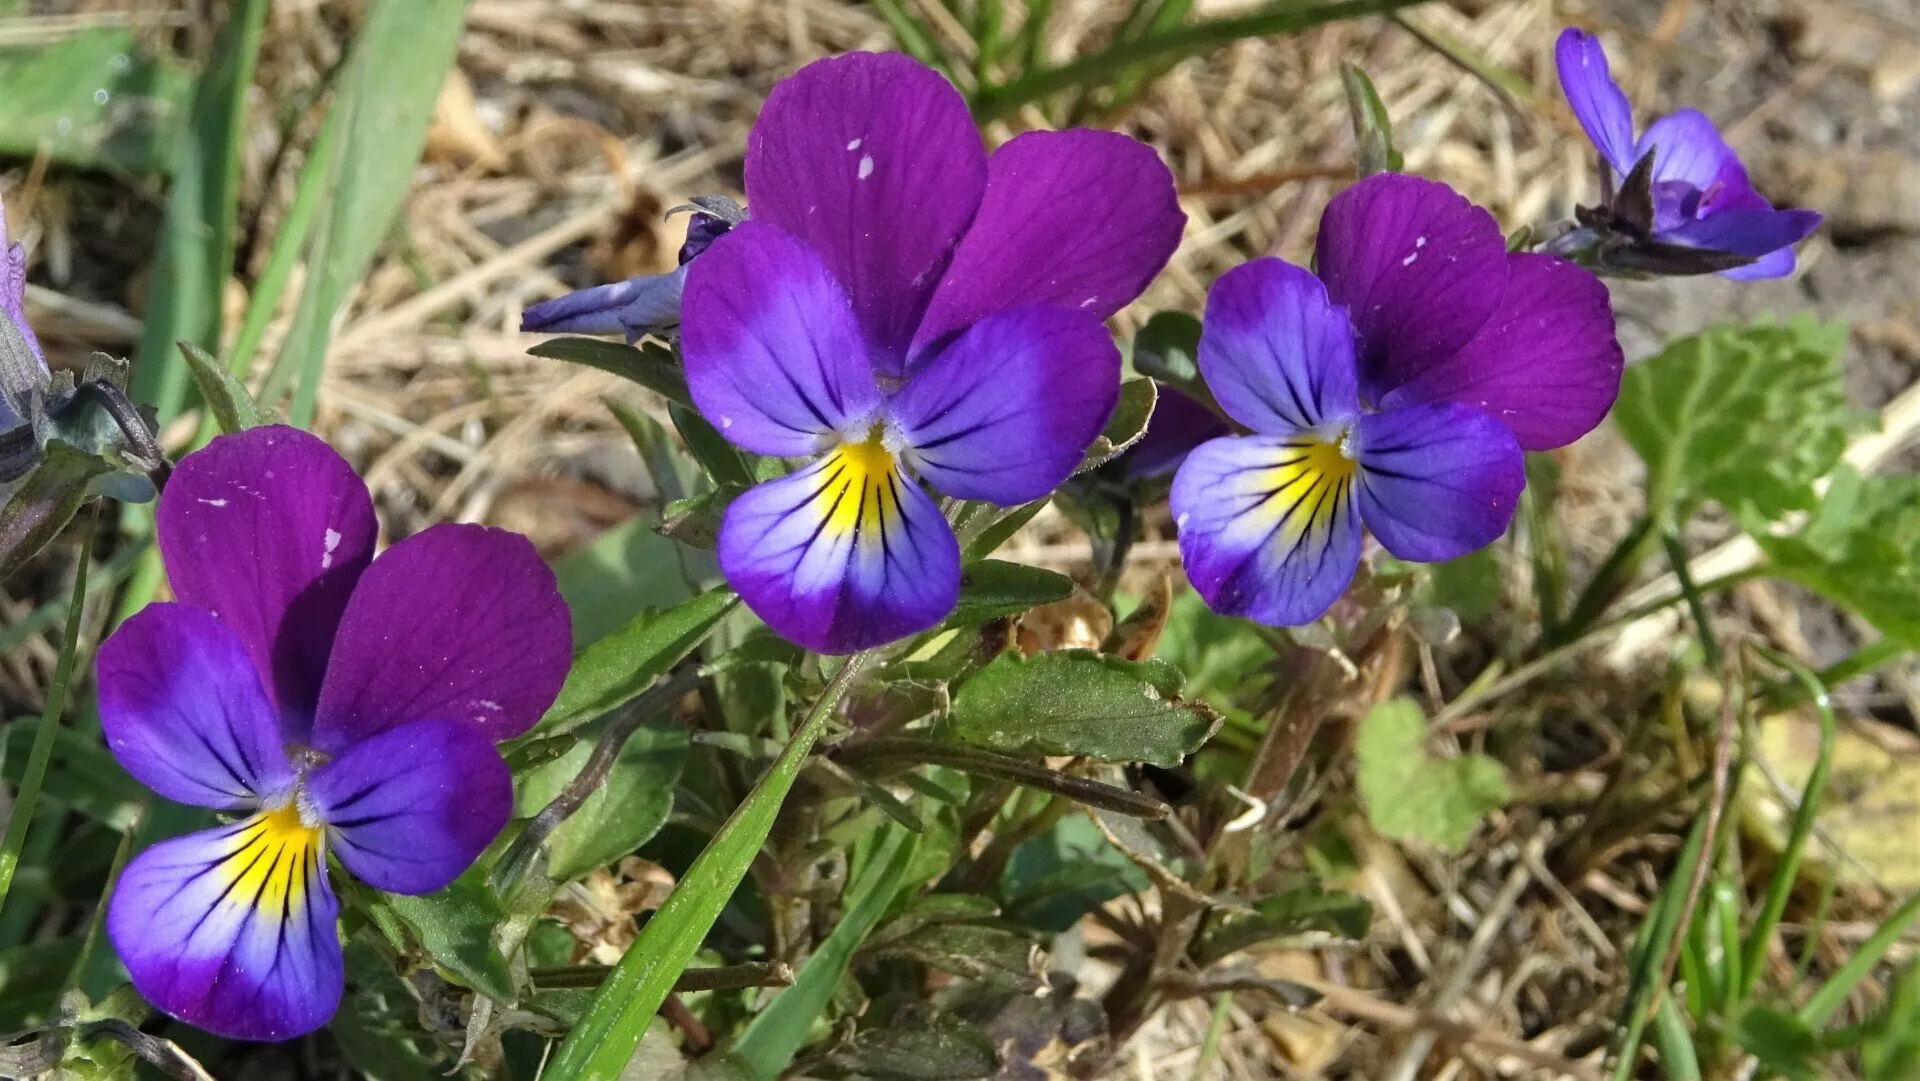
[1172,174,1624,625]
[520,195,744,341]
[98,426,571,1041]
[682,52,1185,653]
[1554,27,1821,279]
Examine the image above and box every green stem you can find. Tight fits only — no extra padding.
[542,652,874,1081]
[970,0,1433,120]
[1662,530,1720,671]
[840,737,1170,819]
[1554,515,1660,646]
[0,514,95,914]
[1760,638,1908,710]
[1742,647,1833,999]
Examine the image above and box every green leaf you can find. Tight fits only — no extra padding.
[1002,815,1148,932]
[1192,881,1371,964]
[947,560,1075,626]
[515,716,690,881]
[1862,962,1920,1081]
[530,338,692,406]
[176,342,274,434]
[535,590,738,737]
[735,827,920,1079]
[1340,63,1401,176]
[273,0,469,426]
[377,868,515,1002]
[961,500,1047,562]
[0,30,189,172]
[670,401,755,489]
[1075,379,1157,474]
[659,486,744,551]
[830,1013,1000,1081]
[1614,317,1849,519]
[1130,311,1214,411]
[541,657,874,1081]
[1733,1006,1819,1081]
[864,920,1042,991]
[131,0,268,422]
[1744,467,1920,648]
[1354,698,1509,851]
[554,514,712,646]
[0,443,111,585]
[948,649,1221,767]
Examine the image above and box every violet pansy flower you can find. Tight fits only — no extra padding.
[522,195,744,341]
[99,426,571,1041]
[1172,174,1623,625]
[683,52,1184,653]
[1554,28,1821,280]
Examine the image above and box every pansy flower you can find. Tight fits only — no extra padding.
[1555,27,1821,280]
[522,195,744,341]
[1172,174,1622,625]
[99,426,570,1041]
[682,52,1184,653]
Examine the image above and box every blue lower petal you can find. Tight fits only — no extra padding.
[718,441,960,653]
[1354,403,1524,563]
[108,815,341,1042]
[1170,434,1362,626]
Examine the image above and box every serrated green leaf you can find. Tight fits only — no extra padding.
[514,716,689,881]
[947,560,1075,626]
[947,649,1220,766]
[378,868,515,1002]
[1354,698,1509,851]
[535,590,737,737]
[530,337,692,406]
[1744,466,1920,648]
[1614,317,1849,519]
[177,342,274,434]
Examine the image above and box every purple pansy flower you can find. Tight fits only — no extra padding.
[1172,174,1623,625]
[521,195,745,342]
[98,426,571,1041]
[0,206,46,438]
[1554,27,1821,280]
[682,52,1184,653]
[1122,386,1231,481]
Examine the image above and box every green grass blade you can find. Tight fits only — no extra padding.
[972,0,1432,120]
[1650,995,1704,1081]
[1800,890,1920,1029]
[542,654,874,1081]
[0,513,95,914]
[272,0,468,428]
[131,0,270,422]
[1743,648,1834,1000]
[735,825,919,1079]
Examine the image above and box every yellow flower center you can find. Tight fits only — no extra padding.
[1256,434,1356,544]
[217,801,325,918]
[816,433,906,541]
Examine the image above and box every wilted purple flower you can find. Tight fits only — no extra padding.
[98,426,571,1041]
[1173,174,1623,625]
[1555,28,1821,280]
[0,210,50,450]
[521,195,745,341]
[682,52,1184,653]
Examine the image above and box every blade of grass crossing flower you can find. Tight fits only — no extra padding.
[543,653,874,1081]
[0,512,95,914]
[130,0,268,422]
[735,824,919,1079]
[275,0,467,428]
[971,0,1435,120]
[1742,648,1833,1000]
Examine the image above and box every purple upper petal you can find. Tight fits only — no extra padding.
[109,818,341,1042]
[1354,403,1524,563]
[908,130,1184,362]
[1314,174,1509,405]
[1637,110,1745,196]
[889,305,1120,505]
[744,52,985,375]
[521,266,688,342]
[96,604,295,810]
[681,222,883,456]
[312,524,571,753]
[157,426,376,737]
[308,719,512,895]
[1555,28,1638,177]
[1198,258,1359,435]
[1,210,43,374]
[1379,253,1623,451]
[1123,387,1232,481]
[1171,434,1362,626]
[718,444,960,653]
